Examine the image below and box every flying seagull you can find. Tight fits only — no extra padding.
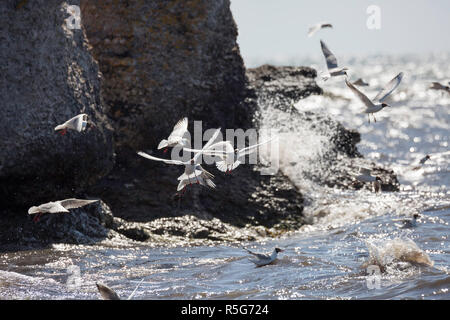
[352,78,369,87]
[158,117,190,153]
[54,114,88,135]
[244,247,284,267]
[184,139,274,173]
[307,22,333,37]
[28,198,98,222]
[138,128,221,192]
[345,72,403,123]
[320,40,348,81]
[410,154,431,170]
[429,82,450,93]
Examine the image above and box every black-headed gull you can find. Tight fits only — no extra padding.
[320,40,348,81]
[158,117,190,153]
[355,168,382,192]
[393,213,420,228]
[138,128,221,192]
[345,72,403,123]
[307,22,332,37]
[244,247,284,267]
[54,114,88,135]
[28,198,98,222]
[429,82,450,93]
[184,139,273,173]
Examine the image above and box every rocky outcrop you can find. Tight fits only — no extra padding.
[246,65,399,191]
[0,0,114,210]
[80,0,254,155]
[0,0,400,249]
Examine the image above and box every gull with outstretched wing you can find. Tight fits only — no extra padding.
[307,22,333,37]
[157,117,190,153]
[345,72,403,123]
[54,114,88,136]
[320,40,348,81]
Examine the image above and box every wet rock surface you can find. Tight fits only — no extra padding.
[247,65,400,192]
[0,0,114,209]
[80,0,254,154]
[0,1,400,249]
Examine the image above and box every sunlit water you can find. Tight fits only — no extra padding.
[0,54,449,300]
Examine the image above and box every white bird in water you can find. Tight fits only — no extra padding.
[184,139,274,173]
[28,198,98,222]
[244,247,284,267]
[345,72,403,123]
[355,168,382,193]
[352,78,369,87]
[138,128,221,193]
[393,213,420,228]
[54,114,88,136]
[307,22,332,37]
[158,117,190,153]
[320,40,348,81]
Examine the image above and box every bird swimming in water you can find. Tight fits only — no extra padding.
[393,213,420,228]
[244,247,284,267]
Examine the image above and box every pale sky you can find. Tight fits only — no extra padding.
[230,0,450,66]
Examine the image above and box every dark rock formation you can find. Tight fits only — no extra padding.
[246,65,399,191]
[79,0,306,243]
[80,0,254,155]
[0,0,114,210]
[0,0,400,249]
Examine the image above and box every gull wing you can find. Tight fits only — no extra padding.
[193,128,221,162]
[345,78,375,109]
[237,139,274,158]
[137,151,185,165]
[45,202,70,213]
[307,24,321,37]
[59,198,98,210]
[353,78,369,86]
[244,248,269,260]
[373,72,404,103]
[167,117,188,141]
[320,40,338,71]
[184,141,233,157]
[308,22,332,37]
